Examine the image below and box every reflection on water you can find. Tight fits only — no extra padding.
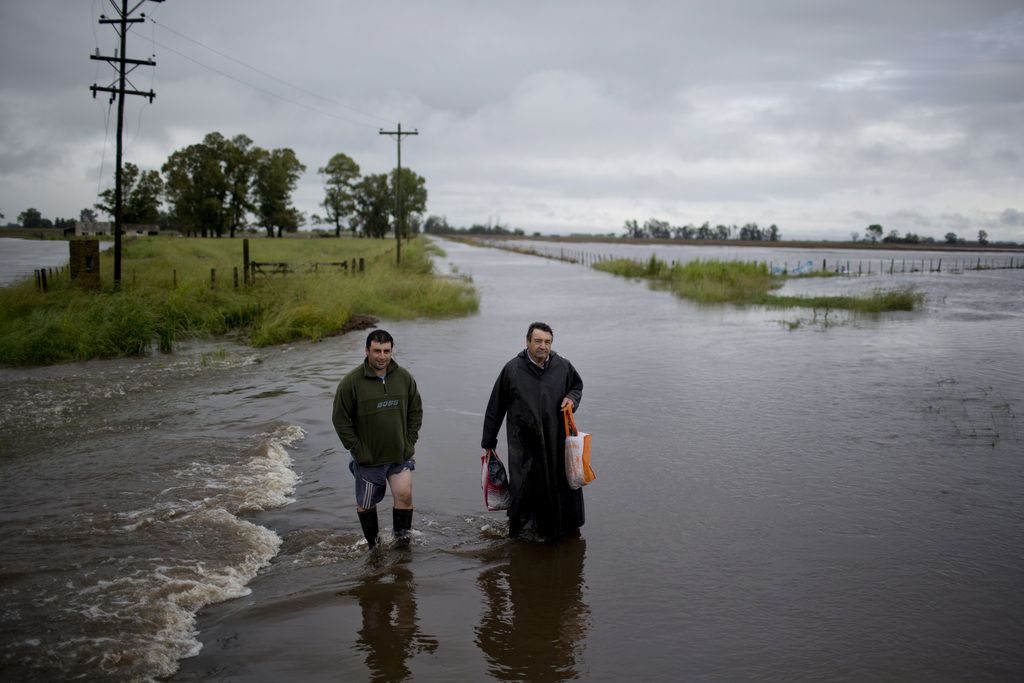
[344,561,438,682]
[4,237,1023,681]
[476,539,589,681]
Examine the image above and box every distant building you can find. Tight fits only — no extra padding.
[76,222,160,236]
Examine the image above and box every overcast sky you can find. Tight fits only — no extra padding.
[1,1,1022,241]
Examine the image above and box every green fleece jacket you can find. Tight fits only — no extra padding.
[332,358,423,466]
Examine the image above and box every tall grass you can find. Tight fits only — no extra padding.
[594,256,924,311]
[0,236,478,365]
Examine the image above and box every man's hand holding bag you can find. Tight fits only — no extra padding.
[562,406,595,490]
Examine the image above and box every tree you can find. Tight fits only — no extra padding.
[17,208,48,228]
[80,208,97,223]
[623,219,644,238]
[161,131,261,237]
[739,222,763,240]
[674,224,696,239]
[163,135,231,237]
[978,229,988,245]
[223,134,260,238]
[129,168,163,224]
[253,147,306,238]
[866,224,883,243]
[423,215,450,233]
[354,173,391,238]
[767,224,780,241]
[98,162,163,224]
[318,153,361,237]
[944,232,959,245]
[644,218,671,239]
[389,167,427,239]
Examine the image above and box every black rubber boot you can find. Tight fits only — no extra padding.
[393,508,413,549]
[357,508,379,549]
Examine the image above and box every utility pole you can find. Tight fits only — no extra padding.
[379,123,418,265]
[90,0,162,288]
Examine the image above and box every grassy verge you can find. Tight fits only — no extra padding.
[0,236,479,365]
[593,256,923,312]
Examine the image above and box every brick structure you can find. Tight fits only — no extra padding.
[69,240,101,290]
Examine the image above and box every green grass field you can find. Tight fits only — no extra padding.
[593,256,923,311]
[0,236,478,365]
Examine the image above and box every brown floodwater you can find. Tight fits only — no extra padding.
[1,238,1022,681]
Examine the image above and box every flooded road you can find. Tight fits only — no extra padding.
[2,238,1022,680]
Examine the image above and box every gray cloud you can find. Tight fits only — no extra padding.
[1001,208,1024,226]
[1,1,1022,241]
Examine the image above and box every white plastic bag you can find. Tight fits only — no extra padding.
[563,407,595,490]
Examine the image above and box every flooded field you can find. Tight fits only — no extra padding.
[2,238,1022,680]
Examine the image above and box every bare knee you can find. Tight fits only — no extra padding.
[389,471,413,509]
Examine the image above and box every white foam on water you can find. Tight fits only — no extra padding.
[46,509,283,681]
[114,424,304,532]
[236,424,304,512]
[4,424,305,681]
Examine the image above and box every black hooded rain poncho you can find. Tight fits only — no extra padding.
[481,349,584,540]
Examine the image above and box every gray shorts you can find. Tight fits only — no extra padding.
[349,459,415,509]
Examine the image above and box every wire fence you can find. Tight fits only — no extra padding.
[477,242,1024,276]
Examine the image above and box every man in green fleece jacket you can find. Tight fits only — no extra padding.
[333,329,423,549]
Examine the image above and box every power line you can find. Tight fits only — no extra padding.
[89,0,162,287]
[379,124,419,265]
[151,38,385,131]
[96,98,115,199]
[148,18,393,129]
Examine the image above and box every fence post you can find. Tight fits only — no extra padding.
[243,238,250,285]
[234,266,239,289]
[211,268,216,289]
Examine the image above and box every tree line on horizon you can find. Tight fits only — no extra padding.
[2,131,427,239]
[860,223,993,246]
[620,218,781,241]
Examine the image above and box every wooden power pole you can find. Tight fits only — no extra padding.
[379,123,418,265]
[90,0,162,288]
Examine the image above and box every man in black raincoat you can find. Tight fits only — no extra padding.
[482,322,585,541]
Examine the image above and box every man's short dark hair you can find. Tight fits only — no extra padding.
[526,322,553,340]
[366,329,394,348]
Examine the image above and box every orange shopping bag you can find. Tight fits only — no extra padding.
[562,406,595,490]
